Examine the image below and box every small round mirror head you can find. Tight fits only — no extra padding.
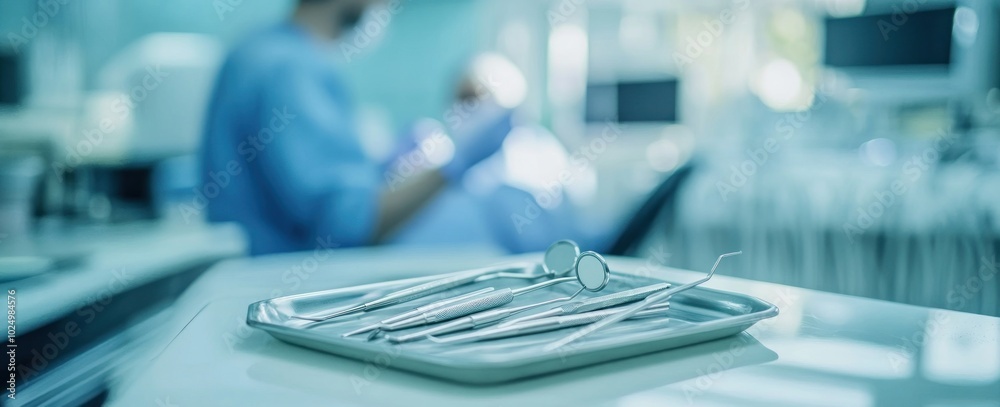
[543,240,580,276]
[575,251,611,292]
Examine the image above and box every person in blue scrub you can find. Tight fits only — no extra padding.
[200,0,512,255]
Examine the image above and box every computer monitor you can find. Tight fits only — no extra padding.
[824,7,955,68]
[586,79,679,123]
[0,51,25,105]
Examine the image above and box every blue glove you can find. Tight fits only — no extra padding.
[381,118,450,176]
[440,100,514,181]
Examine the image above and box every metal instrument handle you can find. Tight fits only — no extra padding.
[568,283,671,313]
[420,289,515,324]
[385,289,515,330]
[361,266,510,311]
[388,290,584,342]
[511,276,575,296]
[379,287,495,325]
[432,302,671,344]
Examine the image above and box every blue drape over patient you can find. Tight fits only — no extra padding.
[200,23,379,255]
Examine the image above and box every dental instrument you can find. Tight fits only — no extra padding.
[325,287,494,333]
[372,251,611,334]
[293,240,580,322]
[497,282,672,327]
[543,251,742,352]
[384,251,615,343]
[424,301,672,345]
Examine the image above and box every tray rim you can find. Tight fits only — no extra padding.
[246,269,779,378]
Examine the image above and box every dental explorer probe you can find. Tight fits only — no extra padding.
[543,251,742,352]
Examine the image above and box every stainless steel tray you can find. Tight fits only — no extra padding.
[247,269,778,384]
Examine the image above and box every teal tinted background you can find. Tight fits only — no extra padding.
[1,0,485,127]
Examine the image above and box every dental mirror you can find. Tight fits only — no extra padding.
[543,240,580,276]
[382,250,612,341]
[575,251,610,292]
[544,251,742,352]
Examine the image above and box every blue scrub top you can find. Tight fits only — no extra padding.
[200,23,379,255]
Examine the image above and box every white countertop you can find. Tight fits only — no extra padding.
[109,247,1000,407]
[7,221,248,332]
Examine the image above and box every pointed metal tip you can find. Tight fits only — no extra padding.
[707,251,743,278]
[294,304,365,322]
[365,328,382,341]
[342,324,380,338]
[425,335,448,344]
[499,309,559,327]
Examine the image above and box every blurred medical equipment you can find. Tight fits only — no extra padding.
[648,159,1000,316]
[94,33,223,161]
[295,240,581,322]
[0,151,44,237]
[369,250,610,334]
[0,49,25,105]
[586,79,679,123]
[607,163,696,255]
[822,3,1000,148]
[545,251,741,352]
